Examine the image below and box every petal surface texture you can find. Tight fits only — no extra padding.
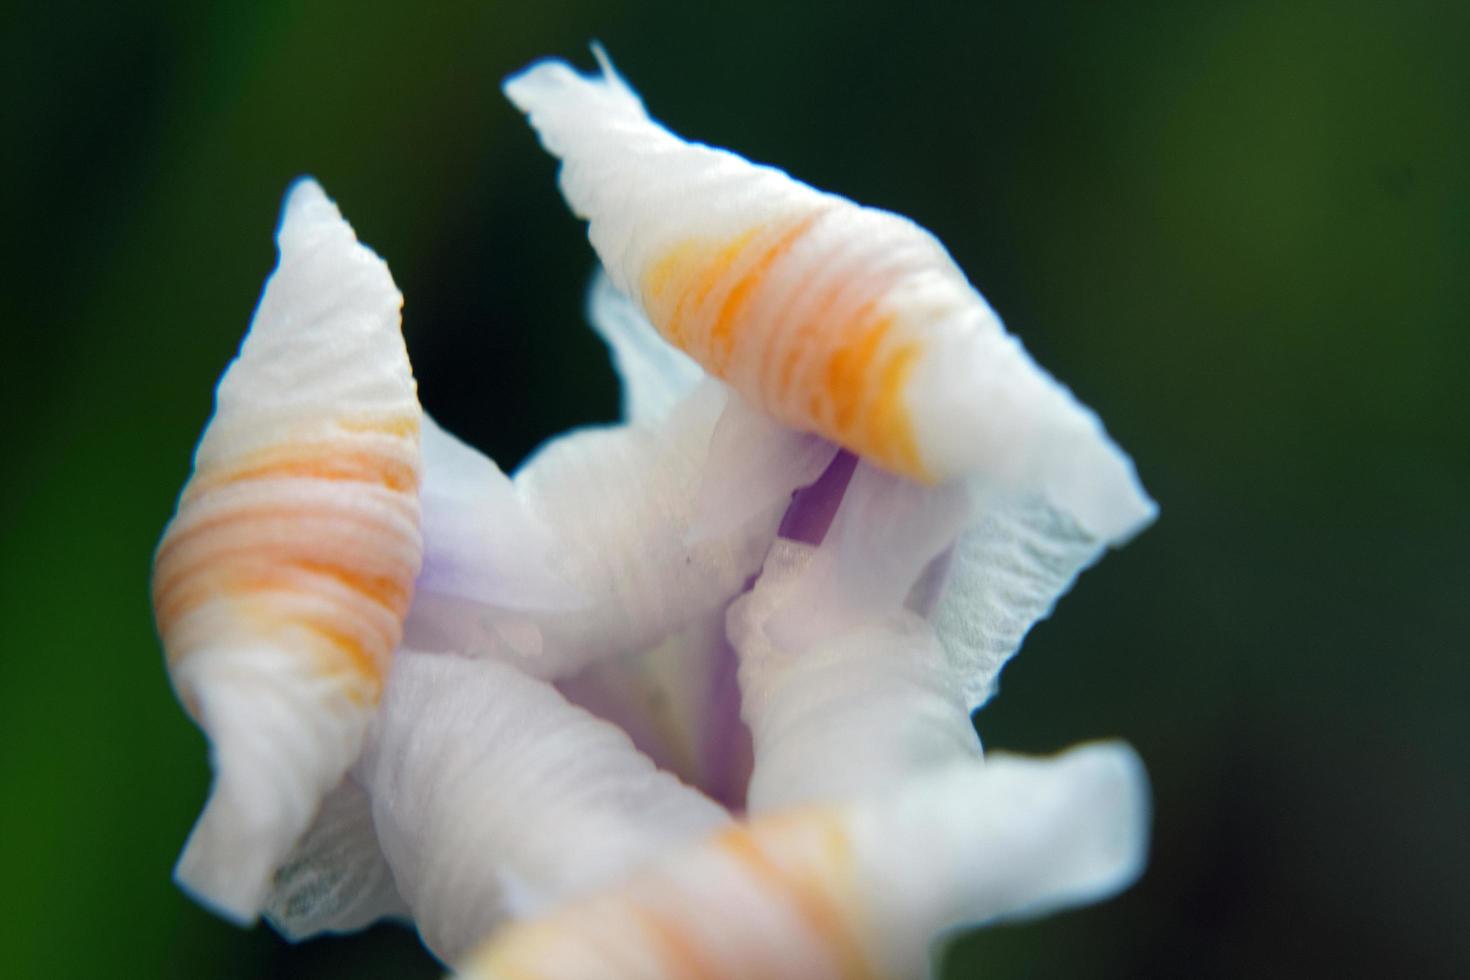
[504,52,1155,542]
[151,178,422,922]
[587,271,704,423]
[263,775,409,940]
[448,379,824,679]
[927,494,1112,709]
[412,414,573,612]
[456,744,1149,980]
[556,610,754,810]
[730,539,981,812]
[362,649,731,966]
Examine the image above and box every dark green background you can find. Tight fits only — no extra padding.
[3,2,1465,977]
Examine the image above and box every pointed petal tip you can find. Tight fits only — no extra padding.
[587,41,638,101]
[588,39,613,73]
[969,416,1157,550]
[278,176,338,233]
[1065,438,1159,547]
[283,174,326,208]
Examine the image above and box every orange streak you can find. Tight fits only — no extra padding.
[645,228,760,351]
[713,822,873,980]
[865,342,923,476]
[822,313,891,434]
[191,450,418,495]
[153,426,421,687]
[155,562,401,685]
[630,902,722,980]
[706,214,822,371]
[643,224,928,482]
[151,502,415,615]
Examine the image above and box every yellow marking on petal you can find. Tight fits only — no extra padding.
[188,414,421,497]
[705,213,823,371]
[713,818,873,980]
[641,222,930,482]
[864,340,924,479]
[643,228,761,351]
[464,921,559,980]
[629,901,721,980]
[154,504,415,628]
[152,422,421,694]
[191,447,418,495]
[822,313,890,433]
[338,413,421,439]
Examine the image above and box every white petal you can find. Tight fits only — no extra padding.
[154,178,422,922]
[263,775,407,940]
[587,271,704,423]
[760,468,1134,714]
[689,393,838,543]
[763,460,970,651]
[413,414,575,611]
[502,380,796,678]
[907,330,1158,542]
[853,743,1150,975]
[730,540,980,812]
[929,494,1110,709]
[195,178,417,469]
[556,611,752,808]
[171,646,379,923]
[456,743,1148,980]
[505,52,1156,542]
[360,649,730,965]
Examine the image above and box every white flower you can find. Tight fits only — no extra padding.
[153,48,1157,980]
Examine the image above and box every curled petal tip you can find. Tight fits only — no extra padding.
[1068,741,1153,898]
[977,741,1152,920]
[170,646,376,924]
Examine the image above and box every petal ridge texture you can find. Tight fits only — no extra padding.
[151,178,423,921]
[504,54,1155,542]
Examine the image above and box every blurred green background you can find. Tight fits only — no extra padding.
[3,1,1466,977]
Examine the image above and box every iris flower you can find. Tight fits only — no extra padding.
[152,49,1156,980]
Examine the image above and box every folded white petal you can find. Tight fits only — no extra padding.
[907,330,1158,542]
[588,271,704,423]
[361,649,731,965]
[171,646,378,923]
[730,540,980,812]
[505,51,1156,543]
[501,380,808,678]
[154,178,422,922]
[412,415,575,611]
[264,774,408,940]
[765,460,970,651]
[458,743,1148,980]
[854,743,1150,976]
[756,465,1138,714]
[556,611,752,808]
[929,494,1110,709]
[195,178,418,470]
[689,393,839,543]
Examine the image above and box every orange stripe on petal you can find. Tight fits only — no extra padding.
[153,425,421,695]
[641,220,928,482]
[713,819,874,980]
[630,902,722,980]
